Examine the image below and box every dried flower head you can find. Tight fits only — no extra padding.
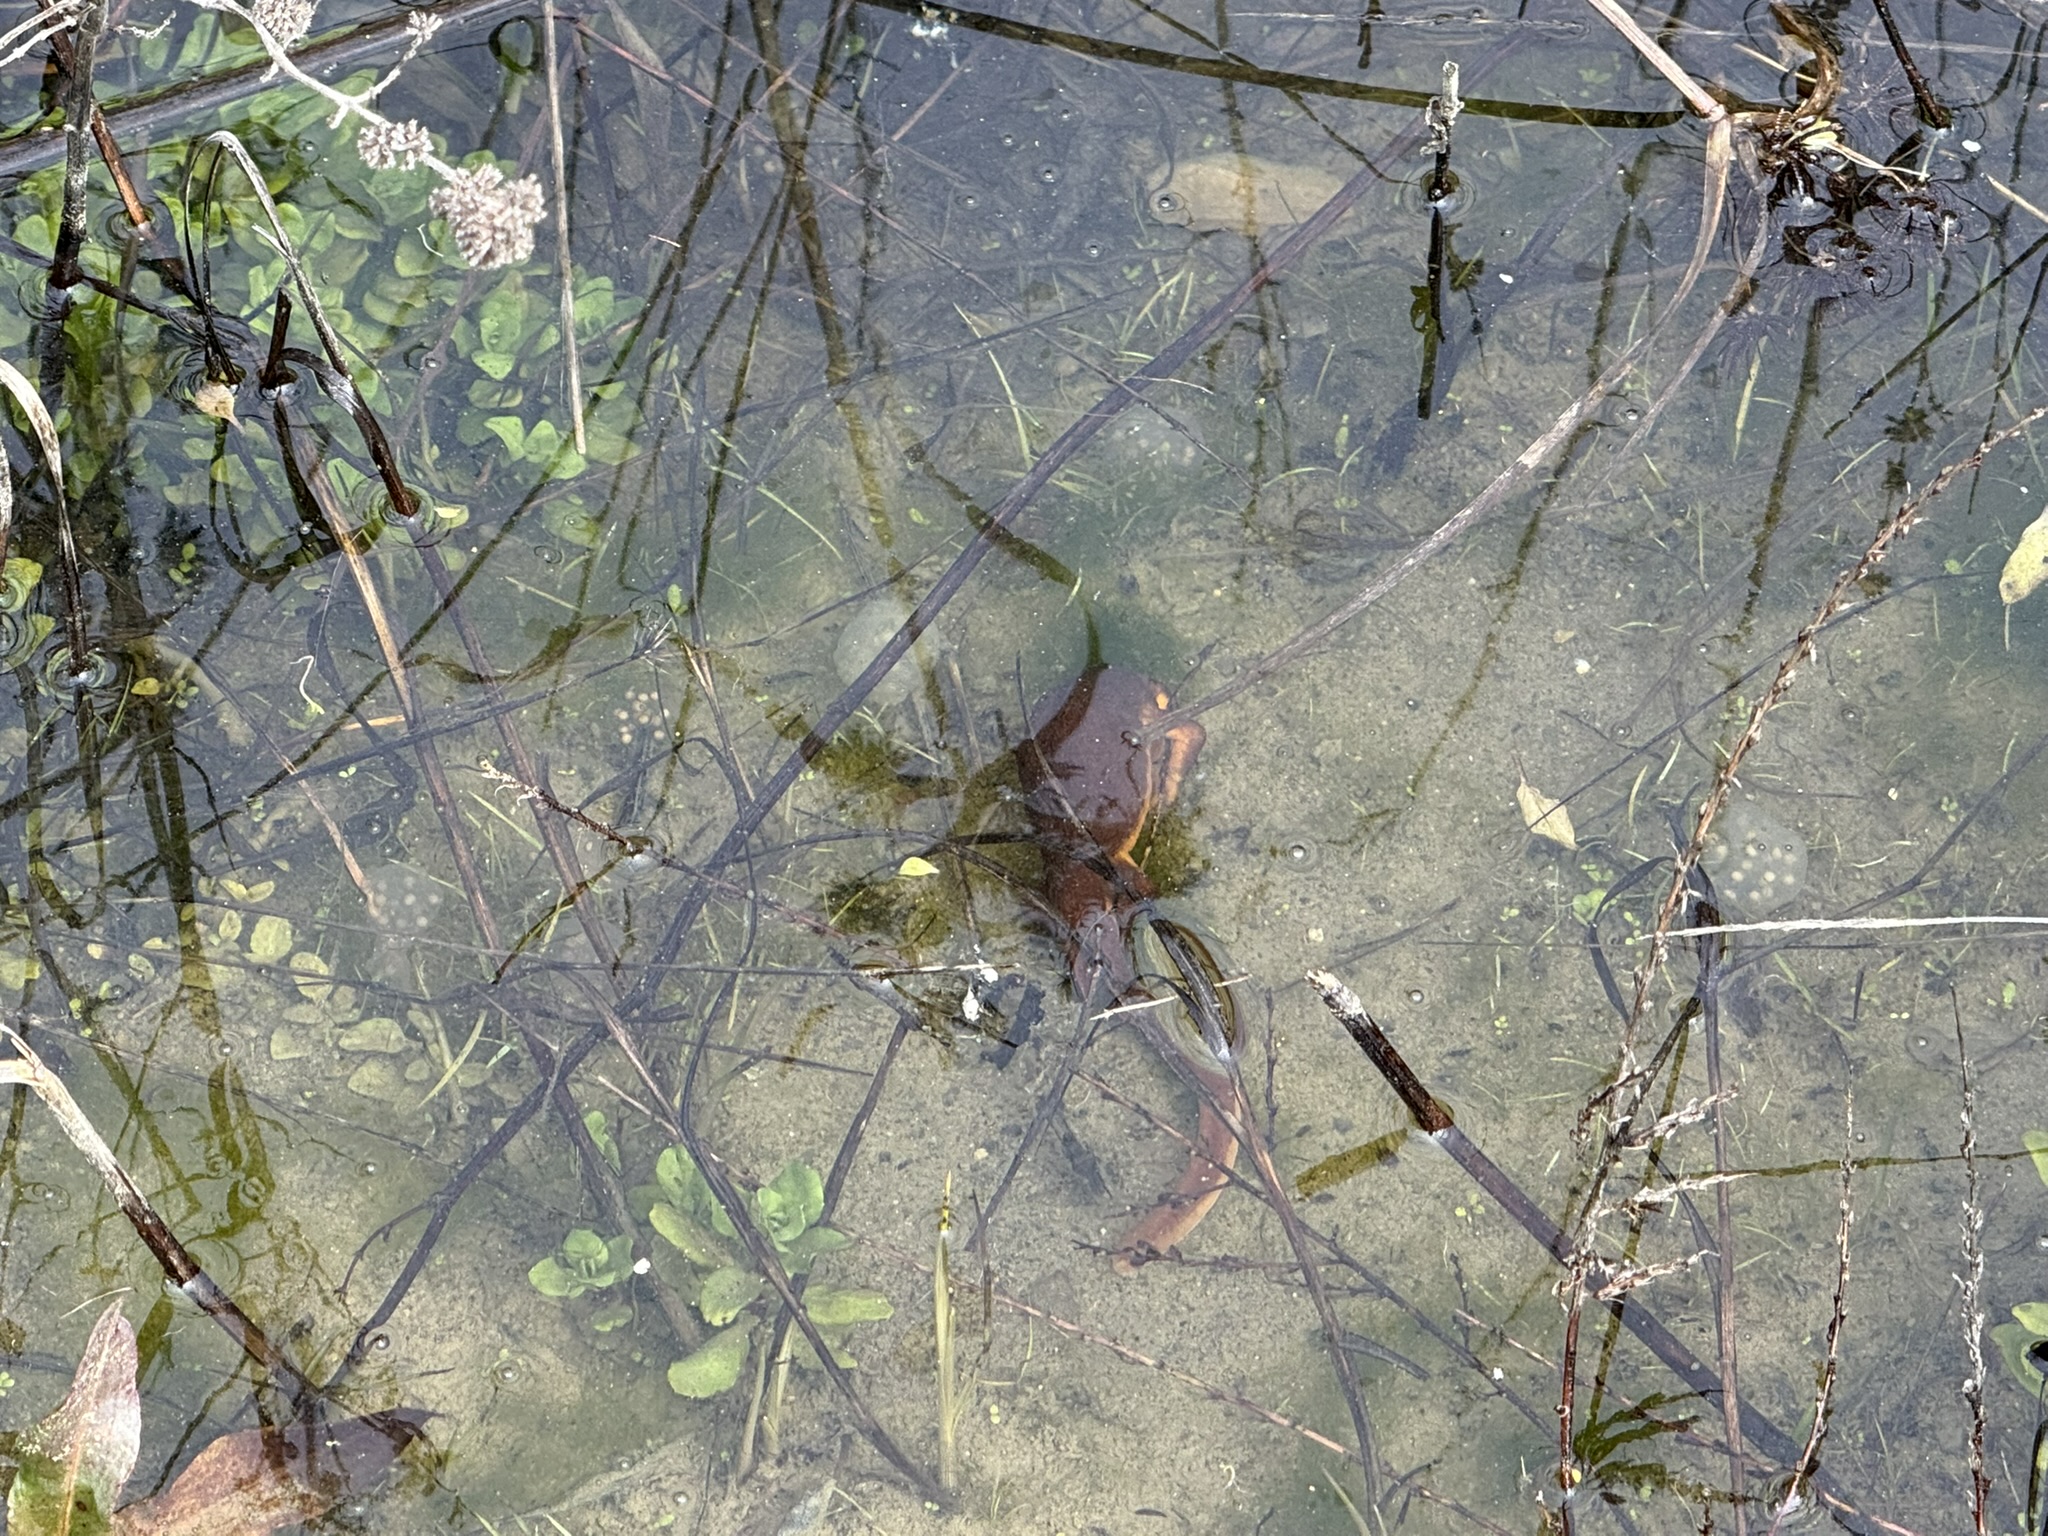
[252,0,314,44]
[429,163,546,269]
[357,119,433,172]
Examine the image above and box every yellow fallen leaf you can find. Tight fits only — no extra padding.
[2002,506,2048,604]
[897,856,940,879]
[1515,776,1576,850]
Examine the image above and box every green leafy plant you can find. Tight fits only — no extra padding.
[1993,1130,2048,1392]
[646,1150,891,1400]
[527,1228,634,1301]
[1569,1392,1707,1503]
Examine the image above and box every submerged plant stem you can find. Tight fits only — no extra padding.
[936,1172,957,1493]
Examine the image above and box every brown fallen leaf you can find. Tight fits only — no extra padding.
[113,1410,429,1536]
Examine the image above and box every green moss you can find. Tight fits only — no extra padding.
[1132,806,1206,897]
[810,725,912,798]
[826,864,959,953]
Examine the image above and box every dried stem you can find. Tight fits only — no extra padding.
[0,1030,317,1406]
[1306,970,1899,1536]
[50,0,104,288]
[542,0,585,452]
[1866,0,1951,127]
[1955,997,1989,1536]
[1766,1094,1852,1536]
[1700,913,1748,1533]
[935,1173,957,1493]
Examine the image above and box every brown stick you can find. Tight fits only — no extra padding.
[1866,0,1951,128]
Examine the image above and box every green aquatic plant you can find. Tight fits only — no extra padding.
[1130,802,1206,897]
[527,1228,634,1301]
[1993,1130,2048,1391]
[1569,1392,1710,1504]
[644,1150,891,1399]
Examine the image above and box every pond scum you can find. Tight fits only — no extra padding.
[0,0,2042,1529]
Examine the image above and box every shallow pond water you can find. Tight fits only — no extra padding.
[0,0,2041,1530]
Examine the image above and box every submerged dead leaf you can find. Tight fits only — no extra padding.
[1153,154,1348,235]
[10,1301,141,1535]
[8,1294,426,1536]
[1514,775,1577,850]
[112,1410,428,1536]
[2000,505,2048,604]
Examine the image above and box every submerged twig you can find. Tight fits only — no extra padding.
[1866,0,1950,128]
[1956,997,1989,1536]
[1698,897,1747,1535]
[934,1172,958,1493]
[50,0,104,289]
[1659,914,2048,940]
[543,0,586,453]
[1765,1093,1851,1536]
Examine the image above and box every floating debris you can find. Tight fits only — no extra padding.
[191,378,238,426]
[1701,798,1807,916]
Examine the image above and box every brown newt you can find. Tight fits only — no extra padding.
[1016,666,1239,1275]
